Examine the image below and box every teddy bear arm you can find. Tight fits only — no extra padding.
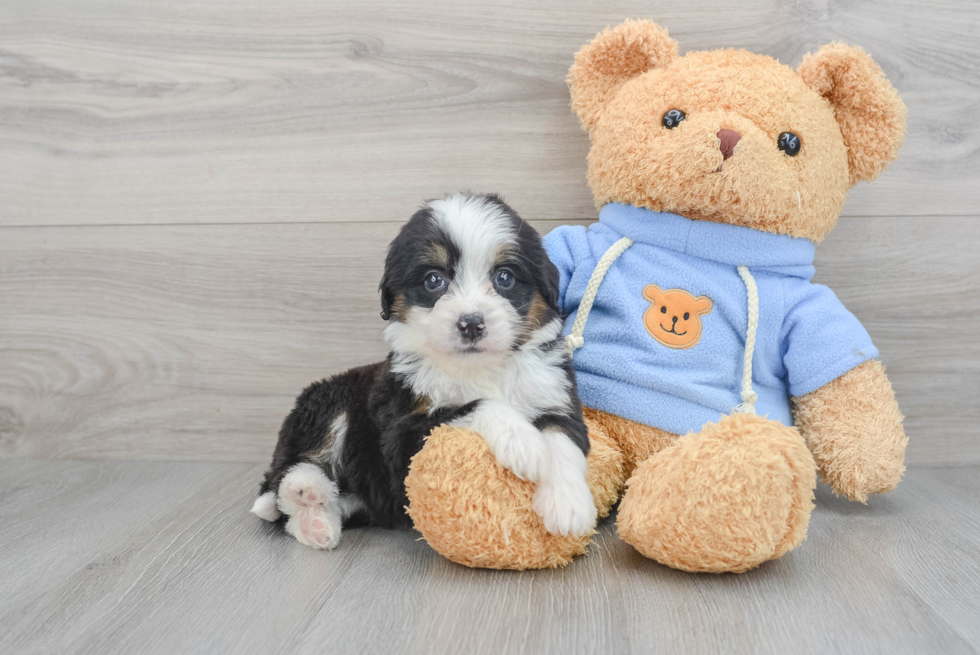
[791,359,907,503]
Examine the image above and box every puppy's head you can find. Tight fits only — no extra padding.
[381,193,560,368]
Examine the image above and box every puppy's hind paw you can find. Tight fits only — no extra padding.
[532,479,597,538]
[286,507,342,550]
[251,491,282,522]
[277,462,334,515]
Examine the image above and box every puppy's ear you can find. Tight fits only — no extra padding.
[538,257,562,315]
[798,43,907,186]
[378,242,401,321]
[378,275,394,321]
[568,20,678,131]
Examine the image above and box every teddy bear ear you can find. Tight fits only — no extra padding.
[694,296,713,314]
[797,43,907,186]
[568,20,678,130]
[642,284,663,303]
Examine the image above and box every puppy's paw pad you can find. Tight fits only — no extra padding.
[287,508,341,550]
[277,464,333,514]
[283,481,323,508]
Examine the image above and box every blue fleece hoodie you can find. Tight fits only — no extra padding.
[542,203,877,436]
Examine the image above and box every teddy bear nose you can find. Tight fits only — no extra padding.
[717,129,742,160]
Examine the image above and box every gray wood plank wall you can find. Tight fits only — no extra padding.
[2,0,978,465]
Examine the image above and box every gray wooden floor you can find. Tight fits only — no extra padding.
[1,460,978,655]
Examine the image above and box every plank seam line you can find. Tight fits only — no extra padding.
[0,215,973,230]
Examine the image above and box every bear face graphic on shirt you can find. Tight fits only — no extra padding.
[642,284,713,349]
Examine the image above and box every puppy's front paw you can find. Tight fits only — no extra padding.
[532,478,597,538]
[490,422,550,482]
[286,507,342,550]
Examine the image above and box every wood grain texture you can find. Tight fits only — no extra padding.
[2,3,977,651]
[1,216,977,465]
[1,0,978,227]
[0,460,977,654]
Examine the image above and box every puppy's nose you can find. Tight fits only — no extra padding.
[717,129,742,160]
[457,314,485,341]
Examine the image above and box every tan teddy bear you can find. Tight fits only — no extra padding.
[406,19,908,573]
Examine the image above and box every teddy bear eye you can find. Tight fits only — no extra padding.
[683,312,690,320]
[778,132,802,156]
[662,109,686,129]
[660,306,667,314]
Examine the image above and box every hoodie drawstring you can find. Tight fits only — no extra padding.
[564,236,634,354]
[733,265,759,415]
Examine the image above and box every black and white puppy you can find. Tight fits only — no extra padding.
[251,193,595,549]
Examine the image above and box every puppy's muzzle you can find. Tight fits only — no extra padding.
[457,314,486,343]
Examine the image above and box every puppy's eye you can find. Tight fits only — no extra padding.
[662,109,686,129]
[493,268,515,290]
[423,271,446,292]
[778,132,801,156]
[683,312,690,320]
[660,306,667,314]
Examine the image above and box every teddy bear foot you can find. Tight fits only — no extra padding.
[617,413,816,573]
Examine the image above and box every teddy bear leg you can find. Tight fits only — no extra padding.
[581,407,678,480]
[792,360,907,503]
[617,413,816,573]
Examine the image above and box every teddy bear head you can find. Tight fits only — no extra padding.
[568,20,907,242]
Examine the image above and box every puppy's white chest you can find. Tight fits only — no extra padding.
[416,349,570,419]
